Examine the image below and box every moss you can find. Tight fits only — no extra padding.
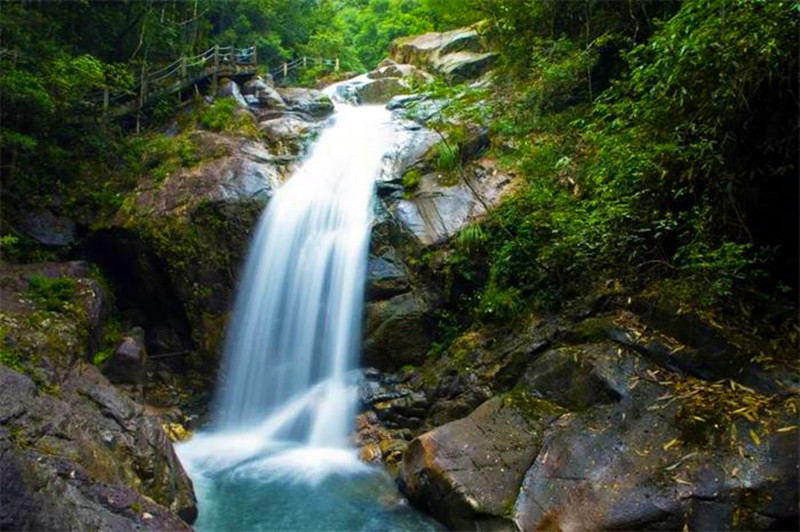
[447,331,483,373]
[26,275,76,312]
[402,169,421,197]
[0,345,25,373]
[502,386,566,421]
[566,316,614,343]
[92,348,113,367]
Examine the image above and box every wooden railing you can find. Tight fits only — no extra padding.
[86,45,340,120]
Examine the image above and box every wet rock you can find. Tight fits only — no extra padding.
[366,250,410,300]
[19,209,76,247]
[387,94,424,111]
[217,78,248,108]
[276,87,334,118]
[363,292,434,371]
[400,394,565,530]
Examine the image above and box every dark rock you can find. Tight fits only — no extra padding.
[19,209,76,247]
[400,394,565,530]
[363,292,434,371]
[0,362,197,530]
[512,378,799,532]
[103,331,147,385]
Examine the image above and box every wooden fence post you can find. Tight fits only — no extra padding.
[253,45,257,67]
[335,58,340,72]
[212,44,220,92]
[283,62,288,78]
[303,56,307,68]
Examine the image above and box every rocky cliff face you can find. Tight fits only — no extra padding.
[0,262,197,530]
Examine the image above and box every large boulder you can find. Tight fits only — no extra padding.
[103,328,148,385]
[512,373,799,531]
[365,249,411,300]
[258,114,322,156]
[356,77,410,104]
[400,393,566,530]
[389,27,495,81]
[104,132,286,359]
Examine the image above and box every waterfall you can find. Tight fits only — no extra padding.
[216,102,393,445]
[178,99,395,480]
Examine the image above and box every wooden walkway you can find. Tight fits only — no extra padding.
[91,45,340,120]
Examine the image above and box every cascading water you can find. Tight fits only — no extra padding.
[177,90,441,531]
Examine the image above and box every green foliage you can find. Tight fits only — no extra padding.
[127,133,199,184]
[198,98,257,136]
[455,224,486,255]
[26,275,76,312]
[433,142,459,174]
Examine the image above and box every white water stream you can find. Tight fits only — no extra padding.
[176,93,440,531]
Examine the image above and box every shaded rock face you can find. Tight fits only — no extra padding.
[0,261,196,530]
[390,27,497,81]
